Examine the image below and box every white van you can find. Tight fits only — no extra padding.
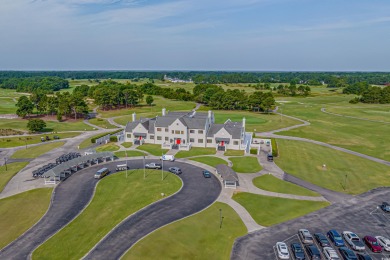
[160,154,175,161]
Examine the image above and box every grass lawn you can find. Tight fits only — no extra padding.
[175,147,216,158]
[0,188,53,250]
[78,132,110,149]
[10,141,65,159]
[275,139,390,194]
[230,156,262,173]
[0,88,26,98]
[99,95,196,118]
[213,110,301,132]
[224,150,245,156]
[0,97,17,114]
[277,96,390,161]
[0,162,29,192]
[95,143,120,152]
[0,118,94,132]
[190,156,228,168]
[114,150,146,158]
[326,104,390,123]
[0,132,81,148]
[137,144,169,156]
[124,202,246,260]
[33,170,181,260]
[253,174,320,197]
[88,118,118,129]
[121,142,133,148]
[233,192,329,226]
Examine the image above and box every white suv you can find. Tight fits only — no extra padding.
[276,242,289,259]
[376,236,390,251]
[323,247,339,260]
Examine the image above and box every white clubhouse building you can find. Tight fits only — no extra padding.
[124,108,251,151]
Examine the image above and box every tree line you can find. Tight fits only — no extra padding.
[0,77,69,92]
[348,84,390,104]
[1,71,390,85]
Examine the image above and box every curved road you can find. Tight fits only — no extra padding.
[0,159,221,259]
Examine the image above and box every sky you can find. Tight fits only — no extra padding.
[0,0,390,71]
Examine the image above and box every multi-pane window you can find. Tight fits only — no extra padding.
[157,128,162,132]
[198,139,203,143]
[157,136,162,140]
[207,139,212,143]
[233,141,239,145]
[198,130,204,134]
[190,130,195,134]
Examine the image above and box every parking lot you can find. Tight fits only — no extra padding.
[231,187,390,260]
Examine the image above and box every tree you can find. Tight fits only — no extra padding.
[16,96,34,118]
[27,119,46,132]
[146,95,154,106]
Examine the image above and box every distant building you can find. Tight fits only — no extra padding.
[163,75,193,83]
[124,109,250,151]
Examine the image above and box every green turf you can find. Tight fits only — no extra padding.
[0,118,94,132]
[277,96,390,161]
[121,142,133,148]
[99,95,196,118]
[137,144,169,156]
[213,110,301,132]
[95,143,120,152]
[10,142,65,159]
[175,147,216,158]
[0,162,29,192]
[224,150,245,156]
[88,118,118,129]
[230,156,262,173]
[190,156,228,168]
[114,150,146,158]
[233,192,329,226]
[33,170,181,260]
[0,188,53,250]
[124,202,246,260]
[253,174,320,197]
[275,139,390,194]
[0,132,81,148]
[0,88,26,98]
[0,97,17,114]
[326,104,390,122]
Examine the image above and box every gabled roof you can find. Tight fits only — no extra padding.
[207,121,242,139]
[207,124,224,137]
[216,164,239,183]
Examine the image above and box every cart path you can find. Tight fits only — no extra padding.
[321,107,390,124]
[0,160,221,260]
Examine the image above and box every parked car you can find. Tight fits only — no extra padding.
[381,202,390,213]
[202,170,211,178]
[276,242,290,259]
[339,247,358,260]
[328,229,345,247]
[305,244,321,260]
[314,233,330,247]
[375,236,390,251]
[356,253,373,260]
[41,137,45,142]
[94,168,110,179]
[160,154,175,161]
[299,229,314,244]
[53,135,60,139]
[267,153,273,162]
[339,246,357,260]
[168,167,182,175]
[290,242,305,260]
[323,247,340,260]
[343,231,365,251]
[363,235,382,253]
[45,136,50,141]
[145,162,162,169]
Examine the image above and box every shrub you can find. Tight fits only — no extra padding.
[271,138,278,157]
[109,136,118,142]
[250,148,258,155]
[349,97,360,104]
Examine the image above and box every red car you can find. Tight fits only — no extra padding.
[364,236,382,253]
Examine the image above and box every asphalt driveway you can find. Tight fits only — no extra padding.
[0,159,221,260]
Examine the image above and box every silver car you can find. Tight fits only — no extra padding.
[299,229,314,244]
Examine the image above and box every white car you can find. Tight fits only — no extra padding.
[276,242,290,259]
[323,247,340,260]
[376,236,390,251]
[343,231,365,251]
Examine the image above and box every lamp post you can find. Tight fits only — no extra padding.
[143,155,146,179]
[219,208,223,228]
[161,152,164,181]
[125,150,128,179]
[4,157,7,171]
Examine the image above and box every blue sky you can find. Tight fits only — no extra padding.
[0,0,390,70]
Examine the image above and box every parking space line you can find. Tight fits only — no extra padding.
[272,245,279,260]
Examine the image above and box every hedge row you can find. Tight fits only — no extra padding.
[91,129,122,143]
[271,138,278,157]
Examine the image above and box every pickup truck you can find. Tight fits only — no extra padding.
[145,162,162,169]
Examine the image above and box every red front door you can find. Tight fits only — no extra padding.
[139,136,142,140]
[221,141,224,146]
[176,139,181,144]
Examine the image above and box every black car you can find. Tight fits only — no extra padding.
[314,233,330,247]
[53,135,60,139]
[291,243,305,260]
[305,244,320,260]
[339,247,358,260]
[356,253,373,260]
[381,202,390,213]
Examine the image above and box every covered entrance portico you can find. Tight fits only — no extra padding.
[133,132,146,145]
[216,137,230,151]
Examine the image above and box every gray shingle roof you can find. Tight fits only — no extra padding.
[125,121,139,132]
[216,164,239,183]
[207,121,242,139]
[207,124,224,137]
